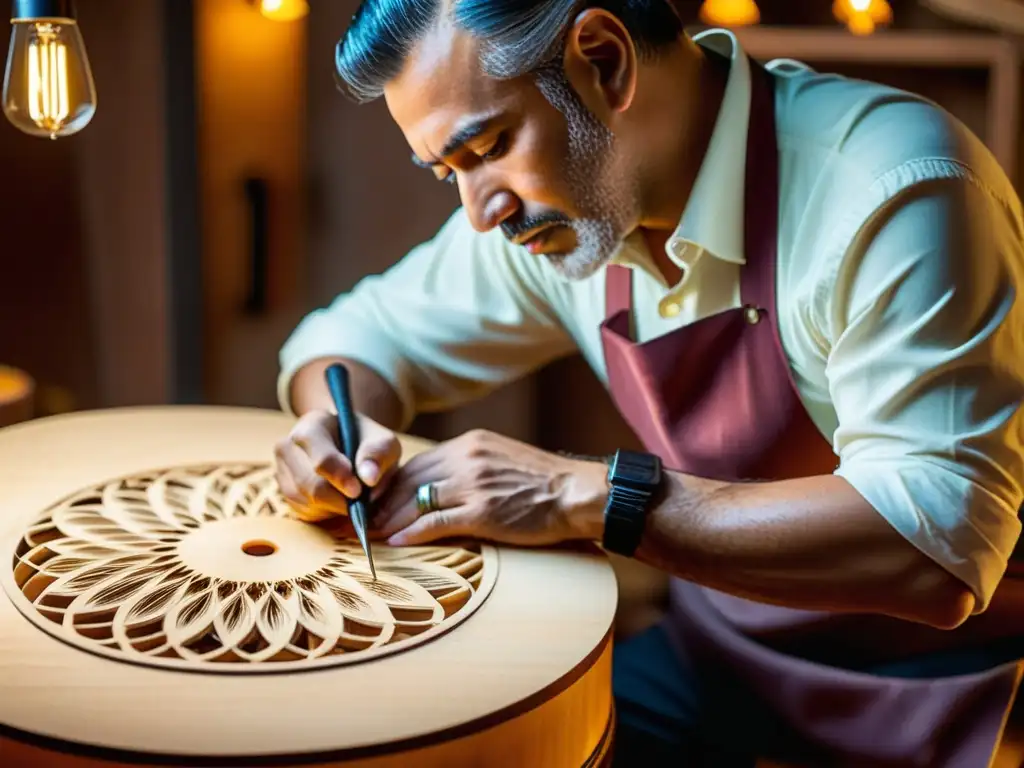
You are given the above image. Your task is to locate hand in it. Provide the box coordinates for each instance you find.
[274,410,402,523]
[375,429,608,547]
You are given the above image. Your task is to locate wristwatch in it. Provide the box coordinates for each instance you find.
[601,449,663,557]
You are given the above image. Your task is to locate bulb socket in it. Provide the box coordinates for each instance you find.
[11,0,76,22]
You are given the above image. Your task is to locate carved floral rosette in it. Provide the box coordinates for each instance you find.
[5,464,496,672]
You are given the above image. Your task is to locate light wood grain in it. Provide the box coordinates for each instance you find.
[0,406,617,766]
[6,462,496,672]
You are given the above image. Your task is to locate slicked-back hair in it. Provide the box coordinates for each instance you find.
[335,0,684,102]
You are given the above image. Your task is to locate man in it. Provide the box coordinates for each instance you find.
[275,1,1024,764]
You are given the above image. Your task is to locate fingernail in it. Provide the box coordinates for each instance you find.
[386,533,405,546]
[358,460,380,487]
[342,477,361,498]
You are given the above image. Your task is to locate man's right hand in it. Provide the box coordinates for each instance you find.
[274,410,403,523]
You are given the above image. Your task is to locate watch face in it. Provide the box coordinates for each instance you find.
[612,450,661,488]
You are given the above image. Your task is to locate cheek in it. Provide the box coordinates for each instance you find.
[502,121,578,211]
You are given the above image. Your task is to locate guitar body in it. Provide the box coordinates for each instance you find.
[0,407,617,767]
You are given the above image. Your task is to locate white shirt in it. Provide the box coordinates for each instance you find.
[278,30,1024,611]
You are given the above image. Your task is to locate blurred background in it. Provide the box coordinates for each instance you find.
[1,0,1022,457]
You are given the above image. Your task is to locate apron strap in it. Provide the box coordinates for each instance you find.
[737,59,779,313]
[605,264,633,319]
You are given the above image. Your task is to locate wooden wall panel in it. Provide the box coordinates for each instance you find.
[196,0,309,408]
[0,19,97,414]
[0,2,197,412]
[73,0,172,407]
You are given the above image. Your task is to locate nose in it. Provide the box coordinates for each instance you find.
[463,187,520,233]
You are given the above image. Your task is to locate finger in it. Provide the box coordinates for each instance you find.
[278,484,325,522]
[274,450,307,508]
[282,442,351,516]
[296,462,352,514]
[291,414,361,499]
[277,468,333,523]
[369,462,398,504]
[374,458,451,533]
[275,439,345,522]
[387,506,476,547]
[355,420,402,489]
[292,504,337,524]
[287,480,345,522]
[371,488,420,537]
[397,445,448,478]
[378,448,448,517]
[318,514,357,540]
[429,478,462,510]
[372,478,455,537]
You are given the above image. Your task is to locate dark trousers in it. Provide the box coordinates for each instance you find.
[611,623,1024,767]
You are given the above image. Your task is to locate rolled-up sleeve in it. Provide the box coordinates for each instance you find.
[827,170,1024,610]
[277,208,576,428]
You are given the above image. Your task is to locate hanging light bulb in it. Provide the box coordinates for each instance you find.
[2,0,96,139]
[699,0,761,27]
[257,0,308,22]
[833,0,893,36]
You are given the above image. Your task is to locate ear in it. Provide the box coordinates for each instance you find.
[561,9,638,122]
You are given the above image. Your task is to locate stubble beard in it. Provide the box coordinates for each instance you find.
[534,69,637,281]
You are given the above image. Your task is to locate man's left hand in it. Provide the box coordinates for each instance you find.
[374,430,608,547]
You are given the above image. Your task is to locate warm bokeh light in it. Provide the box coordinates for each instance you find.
[833,0,893,35]
[258,0,309,22]
[0,365,34,428]
[699,0,761,27]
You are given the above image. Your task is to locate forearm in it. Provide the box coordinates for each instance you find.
[570,464,975,629]
[644,472,974,628]
[288,357,407,431]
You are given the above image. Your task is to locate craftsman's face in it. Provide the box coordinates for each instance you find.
[384,19,640,280]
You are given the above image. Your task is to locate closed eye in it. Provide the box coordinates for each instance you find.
[479,132,508,161]
[435,131,510,185]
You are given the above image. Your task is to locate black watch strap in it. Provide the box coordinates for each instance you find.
[602,449,662,557]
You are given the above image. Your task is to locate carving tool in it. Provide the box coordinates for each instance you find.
[325,362,377,580]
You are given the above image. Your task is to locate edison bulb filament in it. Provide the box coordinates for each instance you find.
[2,11,96,140]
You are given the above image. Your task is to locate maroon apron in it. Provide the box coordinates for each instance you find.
[600,58,1024,766]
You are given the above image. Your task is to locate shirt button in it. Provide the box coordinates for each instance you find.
[744,305,761,325]
[662,302,681,318]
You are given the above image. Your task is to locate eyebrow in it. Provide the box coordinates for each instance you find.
[411,116,497,169]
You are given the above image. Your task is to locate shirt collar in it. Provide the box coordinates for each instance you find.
[671,28,753,268]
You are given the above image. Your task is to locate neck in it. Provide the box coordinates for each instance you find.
[632,41,729,282]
